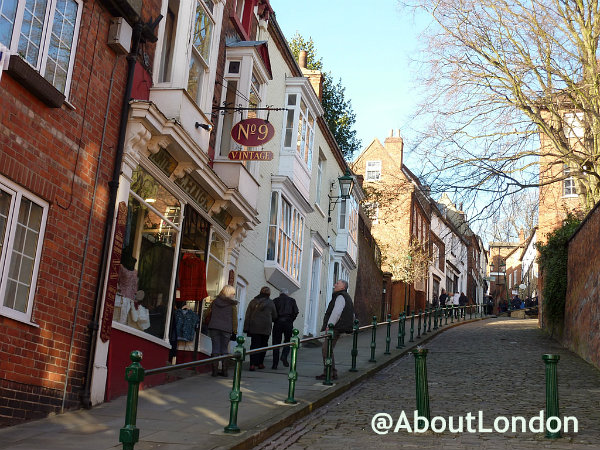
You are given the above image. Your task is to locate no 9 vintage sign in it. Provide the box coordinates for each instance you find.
[231,118,275,146]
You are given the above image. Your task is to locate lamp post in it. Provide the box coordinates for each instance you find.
[328,169,355,222]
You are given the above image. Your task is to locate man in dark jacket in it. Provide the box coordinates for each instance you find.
[316,279,354,381]
[244,286,277,371]
[271,289,299,369]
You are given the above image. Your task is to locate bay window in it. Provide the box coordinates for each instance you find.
[1,0,82,95]
[187,0,215,105]
[0,178,48,323]
[283,92,314,168]
[265,191,304,281]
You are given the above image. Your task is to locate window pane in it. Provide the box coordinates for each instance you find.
[284,109,294,147]
[0,0,18,46]
[209,232,225,263]
[130,166,181,220]
[192,0,213,61]
[187,53,204,104]
[287,94,297,106]
[115,194,178,338]
[3,196,43,313]
[18,0,49,67]
[44,0,78,93]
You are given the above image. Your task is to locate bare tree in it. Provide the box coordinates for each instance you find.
[401,0,600,211]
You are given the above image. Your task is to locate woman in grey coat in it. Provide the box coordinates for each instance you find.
[243,286,277,370]
[207,285,238,376]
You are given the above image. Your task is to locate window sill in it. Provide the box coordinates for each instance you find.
[0,308,40,328]
[112,320,172,349]
[7,54,65,108]
[561,194,578,199]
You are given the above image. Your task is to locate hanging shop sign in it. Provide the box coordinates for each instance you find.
[231,118,275,146]
[175,174,215,213]
[228,150,274,161]
[100,201,128,342]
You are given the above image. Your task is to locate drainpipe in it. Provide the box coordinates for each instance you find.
[80,21,144,408]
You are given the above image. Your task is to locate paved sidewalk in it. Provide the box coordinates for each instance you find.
[0,312,471,450]
[255,318,600,450]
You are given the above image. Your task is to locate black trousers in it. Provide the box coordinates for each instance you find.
[249,334,270,366]
[272,320,293,365]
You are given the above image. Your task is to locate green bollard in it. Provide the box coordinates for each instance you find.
[428,307,432,332]
[409,312,415,342]
[422,308,428,336]
[120,351,145,450]
[324,323,335,385]
[285,329,300,404]
[450,306,454,323]
[385,314,392,355]
[369,316,377,362]
[224,336,246,433]
[445,306,449,325]
[350,319,360,372]
[543,354,561,439]
[417,309,422,338]
[412,347,431,422]
[396,313,405,348]
[470,305,473,320]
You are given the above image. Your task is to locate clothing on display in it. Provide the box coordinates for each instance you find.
[174,307,200,342]
[178,253,208,301]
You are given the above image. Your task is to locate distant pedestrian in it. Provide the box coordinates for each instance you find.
[452,292,460,317]
[244,286,277,371]
[316,279,355,381]
[271,288,299,369]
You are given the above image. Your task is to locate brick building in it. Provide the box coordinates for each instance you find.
[0,0,161,425]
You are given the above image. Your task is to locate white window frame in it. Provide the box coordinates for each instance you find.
[363,201,379,224]
[282,91,315,171]
[564,112,584,139]
[563,164,577,197]
[0,177,48,325]
[186,0,216,106]
[1,0,83,97]
[365,160,382,181]
[265,191,305,281]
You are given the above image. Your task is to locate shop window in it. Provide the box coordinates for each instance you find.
[1,0,82,96]
[282,92,314,169]
[265,191,304,281]
[365,161,381,181]
[114,166,181,339]
[206,231,226,296]
[0,179,48,323]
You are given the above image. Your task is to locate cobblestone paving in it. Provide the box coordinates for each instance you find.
[253,318,600,450]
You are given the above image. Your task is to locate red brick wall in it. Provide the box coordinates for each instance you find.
[0,1,158,425]
[354,215,383,325]
[564,202,600,370]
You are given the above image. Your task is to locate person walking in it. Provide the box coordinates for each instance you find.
[206,285,238,377]
[244,286,277,371]
[439,288,448,316]
[316,279,355,381]
[452,292,460,318]
[271,288,299,369]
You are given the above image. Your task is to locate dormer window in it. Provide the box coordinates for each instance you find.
[365,161,382,181]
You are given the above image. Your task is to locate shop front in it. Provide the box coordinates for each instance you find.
[90,102,257,403]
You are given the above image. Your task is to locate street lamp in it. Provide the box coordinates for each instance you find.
[327,169,355,222]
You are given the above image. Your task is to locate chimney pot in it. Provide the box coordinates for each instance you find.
[299,50,307,69]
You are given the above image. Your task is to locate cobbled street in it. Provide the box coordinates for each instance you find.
[254,318,600,450]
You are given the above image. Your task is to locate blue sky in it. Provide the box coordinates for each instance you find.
[269,1,431,161]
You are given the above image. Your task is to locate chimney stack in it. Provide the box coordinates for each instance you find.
[298,49,323,101]
[384,129,404,167]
